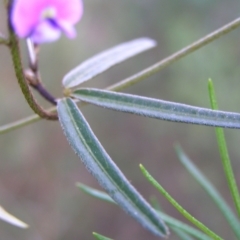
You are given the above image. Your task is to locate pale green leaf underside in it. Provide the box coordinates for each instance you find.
[72,88,240,129]
[57,98,168,238]
[62,38,156,88]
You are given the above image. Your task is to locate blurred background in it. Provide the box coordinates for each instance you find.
[1,0,240,239]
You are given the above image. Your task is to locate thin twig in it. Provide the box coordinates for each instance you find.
[25,39,57,105]
[107,17,240,91]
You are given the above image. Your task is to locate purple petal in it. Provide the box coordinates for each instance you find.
[11,0,51,37]
[11,0,83,43]
[49,0,83,24]
[30,21,61,43]
[57,20,76,38]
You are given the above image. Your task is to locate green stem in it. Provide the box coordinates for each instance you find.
[208,79,240,217]
[7,3,57,120]
[2,17,240,132]
[107,17,240,91]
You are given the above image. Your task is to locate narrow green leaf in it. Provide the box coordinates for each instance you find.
[93,232,113,240]
[62,38,156,88]
[149,196,194,240]
[78,183,212,240]
[72,88,240,129]
[157,213,211,240]
[139,164,223,240]
[77,183,114,203]
[57,98,169,238]
[0,206,28,228]
[175,145,240,239]
[150,196,162,212]
[172,228,194,240]
[208,79,240,217]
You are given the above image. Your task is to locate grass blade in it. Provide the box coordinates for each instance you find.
[93,232,113,240]
[175,145,240,238]
[208,79,240,218]
[172,228,194,240]
[77,183,113,204]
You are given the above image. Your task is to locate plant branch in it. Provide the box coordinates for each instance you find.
[2,16,240,133]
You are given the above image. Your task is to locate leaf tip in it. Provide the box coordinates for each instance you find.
[139,163,146,173]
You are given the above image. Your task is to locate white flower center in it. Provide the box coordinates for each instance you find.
[41,7,57,20]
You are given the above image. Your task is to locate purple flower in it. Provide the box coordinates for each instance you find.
[11,0,83,44]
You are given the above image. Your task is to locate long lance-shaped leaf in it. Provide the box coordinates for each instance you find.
[62,38,156,88]
[175,145,240,239]
[77,183,212,240]
[57,98,169,238]
[72,88,240,129]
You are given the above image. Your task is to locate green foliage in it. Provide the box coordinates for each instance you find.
[175,145,240,238]
[93,232,113,240]
[139,164,223,240]
[77,184,213,240]
[208,79,240,217]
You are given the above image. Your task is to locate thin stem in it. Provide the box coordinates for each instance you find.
[7,6,58,120]
[208,79,240,217]
[25,69,57,105]
[107,17,240,91]
[2,17,240,133]
[0,106,56,134]
[31,83,57,105]
[26,38,38,72]
[25,39,57,105]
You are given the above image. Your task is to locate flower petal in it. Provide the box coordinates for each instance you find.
[30,21,61,43]
[11,0,83,43]
[11,0,51,37]
[57,20,76,38]
[50,0,83,24]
